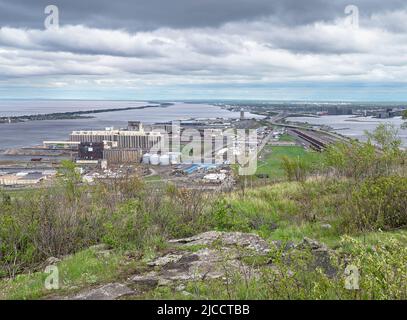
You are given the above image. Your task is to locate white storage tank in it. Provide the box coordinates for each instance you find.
[159,154,170,166]
[142,153,150,164]
[150,154,160,165]
[169,152,181,164]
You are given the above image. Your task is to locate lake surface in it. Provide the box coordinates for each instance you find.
[0,100,153,116]
[2,100,404,150]
[0,100,258,150]
[288,115,407,146]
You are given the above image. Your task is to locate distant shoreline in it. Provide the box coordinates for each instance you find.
[0,103,173,123]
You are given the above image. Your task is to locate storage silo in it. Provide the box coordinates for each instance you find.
[142,153,150,164]
[169,152,181,164]
[150,154,160,165]
[159,154,170,166]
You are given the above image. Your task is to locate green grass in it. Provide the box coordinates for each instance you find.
[256,146,321,178]
[0,188,36,198]
[0,249,138,300]
[350,229,407,247]
[221,180,407,249]
[2,177,406,300]
[144,175,162,182]
[278,134,296,142]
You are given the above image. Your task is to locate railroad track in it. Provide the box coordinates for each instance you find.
[289,129,326,151]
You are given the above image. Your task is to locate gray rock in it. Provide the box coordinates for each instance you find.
[147,254,183,267]
[283,241,296,251]
[57,232,339,300]
[169,231,272,254]
[296,237,328,251]
[130,273,160,288]
[321,224,332,229]
[294,237,337,277]
[89,243,110,252]
[70,283,134,300]
[175,284,186,291]
[95,250,113,258]
[45,257,61,265]
[129,232,272,288]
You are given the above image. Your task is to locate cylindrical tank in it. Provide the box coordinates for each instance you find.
[142,153,150,164]
[159,154,170,166]
[169,153,180,164]
[150,154,160,165]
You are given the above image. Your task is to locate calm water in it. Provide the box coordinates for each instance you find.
[2,100,404,150]
[0,100,152,116]
[288,115,407,146]
[0,100,256,150]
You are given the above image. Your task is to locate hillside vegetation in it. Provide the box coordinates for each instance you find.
[0,124,406,300]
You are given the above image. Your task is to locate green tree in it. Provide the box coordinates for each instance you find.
[365,123,401,153]
[58,160,82,202]
[281,155,310,182]
[323,141,376,180]
[324,124,405,179]
[402,109,407,129]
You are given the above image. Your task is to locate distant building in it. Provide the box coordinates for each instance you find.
[374,108,393,119]
[328,106,353,115]
[127,121,143,131]
[103,149,142,164]
[0,171,50,186]
[377,111,391,119]
[78,142,104,160]
[70,128,162,151]
[43,141,80,149]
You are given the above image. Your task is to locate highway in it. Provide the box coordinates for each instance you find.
[268,112,352,151]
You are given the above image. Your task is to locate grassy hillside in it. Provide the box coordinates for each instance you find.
[1,177,406,300]
[0,125,406,300]
[256,146,321,178]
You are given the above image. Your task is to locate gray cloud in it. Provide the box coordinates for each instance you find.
[0,0,406,30]
[0,0,407,90]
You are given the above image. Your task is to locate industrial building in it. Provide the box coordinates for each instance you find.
[70,127,162,151]
[143,120,231,135]
[61,119,256,167]
[103,149,142,164]
[78,142,104,160]
[43,141,80,149]
[69,123,164,166]
[0,171,55,186]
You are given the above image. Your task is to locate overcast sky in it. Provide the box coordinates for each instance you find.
[1,0,407,100]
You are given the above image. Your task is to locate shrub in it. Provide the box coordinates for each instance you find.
[211,199,251,232]
[346,176,407,232]
[323,141,377,179]
[0,170,147,277]
[338,236,407,300]
[150,236,407,300]
[281,155,310,182]
[323,124,406,179]
[0,186,107,277]
[162,185,212,237]
[101,198,168,254]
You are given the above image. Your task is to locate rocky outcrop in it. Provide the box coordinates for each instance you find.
[45,257,61,266]
[64,232,336,300]
[130,231,273,287]
[295,237,337,277]
[169,231,273,253]
[69,283,134,300]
